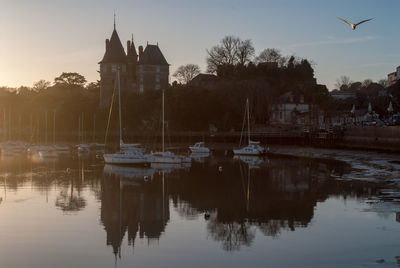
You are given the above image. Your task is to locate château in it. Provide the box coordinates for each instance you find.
[99,24,169,107]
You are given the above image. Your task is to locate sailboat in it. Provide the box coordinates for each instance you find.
[103,69,154,165]
[233,98,267,156]
[151,88,191,164]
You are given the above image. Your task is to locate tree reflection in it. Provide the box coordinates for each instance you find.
[207,219,255,251]
[55,185,86,212]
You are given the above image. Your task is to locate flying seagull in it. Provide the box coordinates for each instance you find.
[337,17,373,30]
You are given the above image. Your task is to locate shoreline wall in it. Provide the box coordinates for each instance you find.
[339,126,400,152]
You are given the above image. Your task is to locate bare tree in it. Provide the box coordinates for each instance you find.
[362,79,373,88]
[255,48,286,67]
[173,64,201,84]
[206,36,254,73]
[378,78,388,87]
[335,75,352,90]
[237,39,255,66]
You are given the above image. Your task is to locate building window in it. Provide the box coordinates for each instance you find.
[140,84,144,93]
[122,64,126,72]
[156,75,160,83]
[156,66,160,73]
[155,83,161,90]
[111,64,117,72]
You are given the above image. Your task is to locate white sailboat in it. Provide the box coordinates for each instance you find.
[189,142,210,153]
[151,89,191,164]
[233,98,267,156]
[103,69,154,165]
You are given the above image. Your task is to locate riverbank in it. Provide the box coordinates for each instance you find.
[270,145,400,213]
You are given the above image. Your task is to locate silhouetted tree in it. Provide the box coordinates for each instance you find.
[255,48,286,67]
[173,64,201,84]
[335,75,352,91]
[54,72,87,87]
[236,39,255,66]
[206,36,254,73]
[32,80,51,92]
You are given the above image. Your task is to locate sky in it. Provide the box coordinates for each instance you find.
[1,0,400,90]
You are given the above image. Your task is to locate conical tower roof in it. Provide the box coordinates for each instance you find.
[128,35,138,57]
[100,29,127,63]
[139,44,169,65]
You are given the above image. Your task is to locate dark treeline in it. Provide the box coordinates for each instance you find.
[330,77,400,116]
[1,35,399,142]
[0,73,103,142]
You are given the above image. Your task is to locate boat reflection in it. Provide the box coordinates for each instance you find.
[190,152,210,163]
[233,155,265,169]
[104,164,156,180]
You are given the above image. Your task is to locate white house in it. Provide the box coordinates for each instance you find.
[270,92,310,125]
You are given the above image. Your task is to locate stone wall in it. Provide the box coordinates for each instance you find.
[341,126,400,152]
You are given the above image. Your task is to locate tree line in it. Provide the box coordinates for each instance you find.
[1,36,399,143]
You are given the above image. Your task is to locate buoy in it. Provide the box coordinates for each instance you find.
[204,210,211,219]
[218,166,223,172]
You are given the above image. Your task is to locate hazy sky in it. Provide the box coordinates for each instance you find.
[1,0,399,90]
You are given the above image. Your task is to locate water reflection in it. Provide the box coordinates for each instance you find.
[101,167,170,257]
[0,151,386,262]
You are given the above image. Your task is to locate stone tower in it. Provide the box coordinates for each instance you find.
[99,26,136,108]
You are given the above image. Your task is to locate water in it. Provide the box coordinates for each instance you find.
[0,152,400,267]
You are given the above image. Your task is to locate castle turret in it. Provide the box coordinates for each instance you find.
[137,44,169,93]
[99,28,131,107]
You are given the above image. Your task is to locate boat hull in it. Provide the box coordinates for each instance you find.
[103,154,152,165]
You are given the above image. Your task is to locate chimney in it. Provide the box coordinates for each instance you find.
[139,45,144,58]
[127,40,131,55]
[105,39,110,51]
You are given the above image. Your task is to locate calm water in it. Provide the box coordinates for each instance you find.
[1,152,400,268]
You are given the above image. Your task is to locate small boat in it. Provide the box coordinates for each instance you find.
[152,151,182,164]
[150,88,191,164]
[103,150,154,165]
[38,148,58,158]
[103,70,153,165]
[54,145,71,155]
[76,144,90,154]
[1,141,27,155]
[234,98,267,156]
[189,142,210,153]
[233,140,266,156]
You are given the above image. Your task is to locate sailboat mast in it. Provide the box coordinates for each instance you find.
[117,69,122,147]
[45,111,48,144]
[247,98,250,144]
[162,88,165,153]
[53,110,56,145]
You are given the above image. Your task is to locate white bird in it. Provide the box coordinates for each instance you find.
[337,17,373,30]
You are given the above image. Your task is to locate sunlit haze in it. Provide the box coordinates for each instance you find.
[1,0,399,89]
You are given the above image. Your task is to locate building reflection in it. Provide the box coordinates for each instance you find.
[101,166,171,257]
[167,156,380,251]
